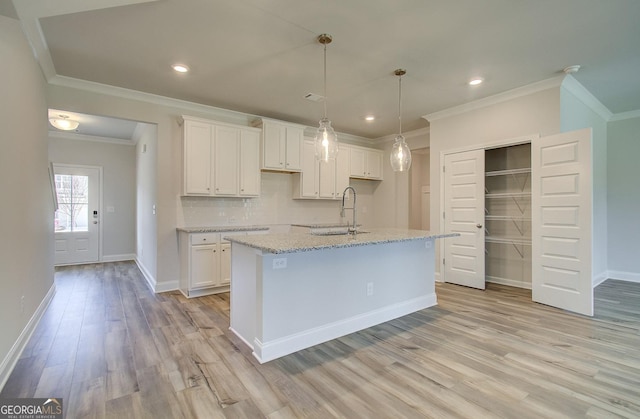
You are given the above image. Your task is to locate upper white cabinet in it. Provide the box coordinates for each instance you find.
[182,116,261,197]
[257,119,303,172]
[349,146,383,180]
[293,142,354,200]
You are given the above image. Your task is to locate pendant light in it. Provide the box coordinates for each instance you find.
[314,34,339,162]
[390,69,412,172]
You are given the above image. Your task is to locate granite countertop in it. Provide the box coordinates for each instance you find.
[177,225,269,233]
[225,228,459,254]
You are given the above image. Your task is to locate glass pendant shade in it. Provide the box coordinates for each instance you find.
[390,134,412,172]
[314,117,339,162]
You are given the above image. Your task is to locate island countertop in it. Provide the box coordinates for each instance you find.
[225,228,458,254]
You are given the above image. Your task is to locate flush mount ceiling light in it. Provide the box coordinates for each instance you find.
[390,69,412,172]
[172,64,190,73]
[49,114,79,131]
[314,34,339,162]
[469,77,483,86]
[365,115,375,121]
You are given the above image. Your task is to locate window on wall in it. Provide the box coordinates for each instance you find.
[54,174,89,232]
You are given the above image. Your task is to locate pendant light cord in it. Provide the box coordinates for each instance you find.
[398,74,402,136]
[323,42,328,119]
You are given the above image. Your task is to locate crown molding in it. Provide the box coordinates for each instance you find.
[609,109,640,122]
[373,127,431,145]
[48,130,135,146]
[561,75,613,121]
[423,76,565,122]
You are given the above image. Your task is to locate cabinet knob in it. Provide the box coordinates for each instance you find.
[241,189,244,192]
[203,238,207,241]
[476,224,483,229]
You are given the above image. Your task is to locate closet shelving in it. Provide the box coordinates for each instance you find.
[484,144,532,288]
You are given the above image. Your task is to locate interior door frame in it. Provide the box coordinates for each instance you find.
[53,163,103,265]
[438,134,539,284]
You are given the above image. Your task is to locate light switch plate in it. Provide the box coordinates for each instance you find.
[273,258,287,269]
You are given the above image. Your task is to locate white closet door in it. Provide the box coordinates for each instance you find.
[532,128,593,316]
[443,150,485,289]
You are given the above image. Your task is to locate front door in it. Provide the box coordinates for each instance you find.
[53,164,101,265]
[443,149,486,289]
[532,128,593,316]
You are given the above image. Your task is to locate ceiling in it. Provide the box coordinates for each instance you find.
[12,0,640,140]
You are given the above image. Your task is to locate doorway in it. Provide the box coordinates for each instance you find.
[53,164,102,265]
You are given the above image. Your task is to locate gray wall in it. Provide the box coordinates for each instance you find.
[0,16,54,387]
[607,116,640,280]
[49,136,136,260]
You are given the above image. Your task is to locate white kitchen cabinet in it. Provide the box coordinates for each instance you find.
[183,119,213,194]
[257,119,303,172]
[182,115,261,197]
[349,146,383,180]
[179,229,267,298]
[335,144,351,198]
[239,130,261,196]
[213,125,239,196]
[295,140,319,198]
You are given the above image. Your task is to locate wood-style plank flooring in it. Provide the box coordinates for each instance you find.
[2,262,639,418]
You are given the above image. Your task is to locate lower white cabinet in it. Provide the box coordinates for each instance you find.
[179,230,266,298]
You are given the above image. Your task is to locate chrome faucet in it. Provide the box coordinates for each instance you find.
[341,186,357,235]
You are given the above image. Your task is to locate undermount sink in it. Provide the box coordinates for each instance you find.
[311,230,369,236]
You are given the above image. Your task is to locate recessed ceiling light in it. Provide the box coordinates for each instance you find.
[172,64,189,73]
[469,78,483,86]
[365,115,375,121]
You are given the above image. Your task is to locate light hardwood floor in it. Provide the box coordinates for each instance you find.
[2,262,639,418]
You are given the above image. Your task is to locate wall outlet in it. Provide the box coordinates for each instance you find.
[366,282,374,296]
[425,240,432,249]
[273,258,287,269]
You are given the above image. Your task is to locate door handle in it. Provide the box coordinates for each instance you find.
[476,224,482,229]
[93,221,99,224]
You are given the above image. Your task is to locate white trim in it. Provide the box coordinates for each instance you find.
[372,127,431,145]
[250,293,437,363]
[49,130,136,146]
[486,276,532,290]
[592,271,609,287]
[561,75,613,121]
[609,109,640,122]
[102,253,135,262]
[423,76,564,122]
[135,257,157,292]
[0,283,56,392]
[155,281,179,293]
[607,270,640,284]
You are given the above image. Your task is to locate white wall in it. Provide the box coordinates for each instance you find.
[135,124,158,284]
[409,149,430,230]
[0,16,54,388]
[48,136,136,260]
[607,116,640,281]
[560,79,608,282]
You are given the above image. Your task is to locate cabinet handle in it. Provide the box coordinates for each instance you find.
[476,224,483,229]
[241,189,244,192]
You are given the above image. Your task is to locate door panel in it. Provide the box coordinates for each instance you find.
[54,165,100,265]
[443,149,485,289]
[532,128,593,316]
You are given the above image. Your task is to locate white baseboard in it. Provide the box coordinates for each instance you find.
[102,253,135,262]
[0,283,56,392]
[592,271,610,287]
[134,257,178,293]
[607,270,640,284]
[252,293,437,363]
[486,275,532,290]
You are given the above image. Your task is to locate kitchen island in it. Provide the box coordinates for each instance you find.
[226,229,456,363]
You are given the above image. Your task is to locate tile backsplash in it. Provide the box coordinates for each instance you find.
[179,172,376,228]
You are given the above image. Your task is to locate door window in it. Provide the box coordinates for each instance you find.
[54,174,89,232]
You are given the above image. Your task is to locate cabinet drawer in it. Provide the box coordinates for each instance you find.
[191,233,219,245]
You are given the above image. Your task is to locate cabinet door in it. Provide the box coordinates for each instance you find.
[184,120,213,195]
[240,130,261,196]
[335,145,351,199]
[285,126,303,171]
[219,243,231,286]
[213,125,239,195]
[366,150,383,179]
[319,158,337,199]
[190,244,219,289]
[262,122,285,170]
[300,140,319,198]
[349,147,366,178]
